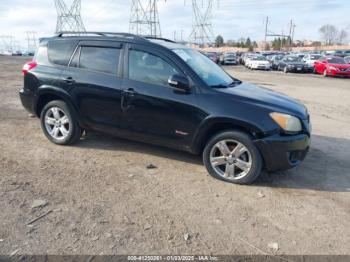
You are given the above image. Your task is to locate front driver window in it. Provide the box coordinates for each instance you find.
[128,50,180,87]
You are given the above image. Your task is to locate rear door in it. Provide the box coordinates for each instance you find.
[61,40,124,133]
[120,44,201,150]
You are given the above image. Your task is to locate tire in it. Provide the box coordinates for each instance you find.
[323,69,328,77]
[203,130,263,185]
[40,100,82,145]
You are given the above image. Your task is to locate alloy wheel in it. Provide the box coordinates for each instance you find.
[209,139,252,180]
[44,107,70,140]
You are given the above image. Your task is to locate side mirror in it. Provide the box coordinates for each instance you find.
[168,74,190,91]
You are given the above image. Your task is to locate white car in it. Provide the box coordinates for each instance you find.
[303,54,322,71]
[246,56,271,70]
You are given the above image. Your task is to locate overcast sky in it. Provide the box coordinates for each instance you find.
[0,0,349,49]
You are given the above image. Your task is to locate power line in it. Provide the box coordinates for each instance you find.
[54,0,86,33]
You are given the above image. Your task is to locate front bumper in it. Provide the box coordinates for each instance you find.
[254,133,310,172]
[252,64,270,70]
[224,60,237,64]
[19,88,36,115]
[287,66,308,73]
[328,70,350,77]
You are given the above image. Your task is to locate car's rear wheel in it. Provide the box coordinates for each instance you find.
[40,100,82,145]
[203,131,262,184]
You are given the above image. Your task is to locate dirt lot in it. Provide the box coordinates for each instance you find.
[0,56,349,256]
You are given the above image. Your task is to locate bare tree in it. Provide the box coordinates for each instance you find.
[319,24,338,45]
[338,29,348,45]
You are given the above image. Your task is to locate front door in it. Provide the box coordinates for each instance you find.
[120,44,201,150]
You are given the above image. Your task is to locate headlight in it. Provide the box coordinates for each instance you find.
[269,112,302,132]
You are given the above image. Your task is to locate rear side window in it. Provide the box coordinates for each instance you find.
[34,45,50,65]
[77,47,120,74]
[48,40,78,66]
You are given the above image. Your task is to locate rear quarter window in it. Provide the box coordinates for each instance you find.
[48,40,78,66]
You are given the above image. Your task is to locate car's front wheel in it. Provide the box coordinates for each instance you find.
[203,131,262,184]
[323,69,328,77]
[40,100,82,145]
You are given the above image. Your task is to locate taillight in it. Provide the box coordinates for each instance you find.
[22,61,37,75]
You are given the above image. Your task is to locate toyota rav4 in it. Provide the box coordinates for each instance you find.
[19,32,311,184]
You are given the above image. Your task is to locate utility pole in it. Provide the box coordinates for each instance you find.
[264,17,293,51]
[187,0,217,46]
[291,24,296,48]
[54,0,86,33]
[264,16,269,50]
[129,0,163,37]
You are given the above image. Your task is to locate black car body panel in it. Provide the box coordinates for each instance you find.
[279,60,308,73]
[19,33,311,173]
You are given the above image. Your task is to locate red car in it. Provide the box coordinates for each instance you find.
[314,56,350,77]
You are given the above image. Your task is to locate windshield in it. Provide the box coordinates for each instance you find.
[274,56,284,61]
[285,56,301,62]
[173,48,235,87]
[327,57,346,64]
[309,55,321,60]
[252,56,267,61]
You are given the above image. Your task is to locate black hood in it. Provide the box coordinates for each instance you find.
[217,83,308,120]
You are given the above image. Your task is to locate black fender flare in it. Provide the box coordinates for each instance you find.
[190,116,264,154]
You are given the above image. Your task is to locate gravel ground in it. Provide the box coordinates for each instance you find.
[0,56,349,256]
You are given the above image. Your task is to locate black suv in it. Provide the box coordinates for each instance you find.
[20,32,311,184]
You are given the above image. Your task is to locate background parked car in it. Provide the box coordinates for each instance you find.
[221,52,238,65]
[303,54,322,72]
[205,52,219,64]
[241,53,254,65]
[314,56,350,77]
[278,56,308,73]
[246,55,271,70]
[270,55,285,70]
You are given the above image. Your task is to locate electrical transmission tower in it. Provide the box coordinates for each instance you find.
[0,35,14,54]
[25,31,38,53]
[54,0,86,33]
[129,0,163,37]
[188,0,216,46]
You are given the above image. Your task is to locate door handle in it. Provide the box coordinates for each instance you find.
[64,77,75,84]
[123,88,137,97]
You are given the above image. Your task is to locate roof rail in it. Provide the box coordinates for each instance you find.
[55,32,179,45]
[56,31,146,40]
[144,36,176,43]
